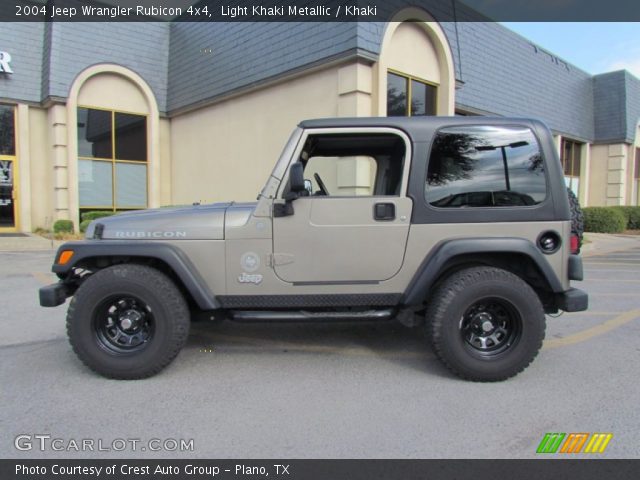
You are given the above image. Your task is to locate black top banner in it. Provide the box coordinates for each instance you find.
[4,0,640,22]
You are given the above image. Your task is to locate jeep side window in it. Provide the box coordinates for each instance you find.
[299,133,405,196]
[425,126,546,208]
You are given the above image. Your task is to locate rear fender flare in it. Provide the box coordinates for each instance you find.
[403,237,563,306]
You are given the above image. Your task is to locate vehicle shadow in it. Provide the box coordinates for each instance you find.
[185,319,453,378]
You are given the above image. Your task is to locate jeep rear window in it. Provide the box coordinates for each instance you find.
[425,126,546,208]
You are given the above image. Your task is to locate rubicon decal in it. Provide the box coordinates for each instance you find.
[536,432,613,454]
[114,231,187,238]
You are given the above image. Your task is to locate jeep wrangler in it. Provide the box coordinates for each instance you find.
[40,117,588,381]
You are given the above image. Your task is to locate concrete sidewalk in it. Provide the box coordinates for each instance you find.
[0,233,64,252]
[581,232,640,256]
[1,231,639,254]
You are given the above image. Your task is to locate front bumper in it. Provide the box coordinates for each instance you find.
[39,282,70,307]
[556,288,588,312]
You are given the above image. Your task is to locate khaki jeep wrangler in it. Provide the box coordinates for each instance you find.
[40,117,587,381]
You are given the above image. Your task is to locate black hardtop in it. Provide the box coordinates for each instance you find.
[299,116,551,141]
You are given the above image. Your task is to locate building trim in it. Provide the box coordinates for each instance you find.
[66,64,161,231]
[375,8,456,116]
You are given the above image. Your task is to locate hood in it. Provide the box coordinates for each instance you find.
[85,202,257,240]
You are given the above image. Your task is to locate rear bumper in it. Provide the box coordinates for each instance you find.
[556,288,588,312]
[39,282,70,307]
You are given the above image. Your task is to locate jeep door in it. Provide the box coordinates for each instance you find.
[271,128,413,284]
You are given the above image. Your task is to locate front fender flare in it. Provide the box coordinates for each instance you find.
[52,241,220,310]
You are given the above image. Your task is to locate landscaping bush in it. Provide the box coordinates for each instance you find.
[612,206,640,230]
[79,219,92,233]
[80,210,114,222]
[583,207,626,233]
[53,219,74,234]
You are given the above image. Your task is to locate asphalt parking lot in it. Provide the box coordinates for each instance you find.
[1,239,639,459]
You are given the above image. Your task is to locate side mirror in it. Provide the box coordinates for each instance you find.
[274,163,305,218]
[289,162,306,193]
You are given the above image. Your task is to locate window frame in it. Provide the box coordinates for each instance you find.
[387,69,438,117]
[561,138,583,195]
[277,127,413,200]
[77,105,149,212]
[423,123,550,210]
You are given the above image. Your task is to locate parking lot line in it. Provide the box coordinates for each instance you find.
[543,308,640,350]
[582,262,640,266]
[584,279,640,283]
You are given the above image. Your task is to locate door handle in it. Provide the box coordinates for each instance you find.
[374,202,395,221]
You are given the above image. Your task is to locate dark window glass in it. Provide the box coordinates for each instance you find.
[411,80,436,116]
[77,108,112,158]
[426,126,547,208]
[115,113,147,161]
[0,105,16,156]
[77,108,148,211]
[561,139,582,177]
[387,73,408,117]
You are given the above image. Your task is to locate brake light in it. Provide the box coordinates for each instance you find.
[570,234,579,254]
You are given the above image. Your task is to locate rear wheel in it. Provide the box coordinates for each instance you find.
[427,267,545,381]
[67,264,190,379]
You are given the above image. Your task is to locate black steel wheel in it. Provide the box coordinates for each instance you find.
[93,295,155,354]
[427,267,545,381]
[460,299,522,357]
[67,264,190,379]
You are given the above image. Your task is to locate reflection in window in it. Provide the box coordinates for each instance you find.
[116,162,147,207]
[115,113,147,161]
[77,108,112,158]
[78,160,113,207]
[387,72,436,117]
[77,107,148,211]
[425,126,546,208]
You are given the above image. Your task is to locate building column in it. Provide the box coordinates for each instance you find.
[49,104,70,221]
[553,135,562,157]
[336,63,374,193]
[16,104,32,232]
[580,143,590,207]
[337,63,373,117]
[606,144,628,206]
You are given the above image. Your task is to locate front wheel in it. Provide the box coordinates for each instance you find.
[67,264,190,379]
[426,267,545,381]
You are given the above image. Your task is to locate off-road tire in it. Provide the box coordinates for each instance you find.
[427,267,545,382]
[567,187,584,250]
[67,264,190,379]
